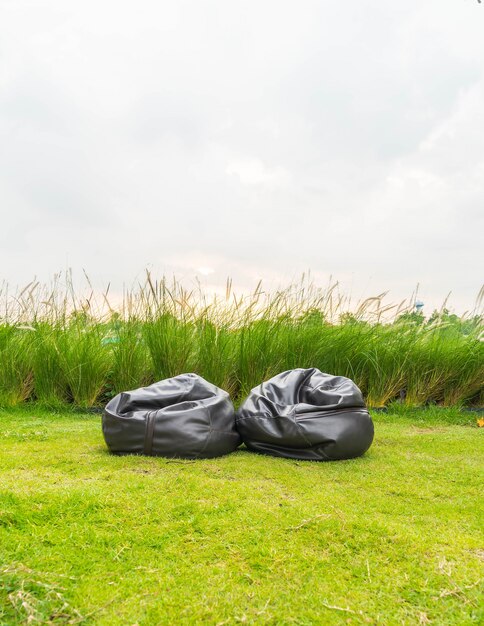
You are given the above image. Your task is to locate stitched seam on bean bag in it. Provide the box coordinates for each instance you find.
[291,407,313,448]
[194,405,212,459]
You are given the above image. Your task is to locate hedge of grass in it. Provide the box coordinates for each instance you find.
[0,275,482,408]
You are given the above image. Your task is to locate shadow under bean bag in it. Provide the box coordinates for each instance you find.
[236,368,374,461]
[103,373,241,458]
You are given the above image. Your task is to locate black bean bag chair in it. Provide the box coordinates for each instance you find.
[103,373,241,458]
[236,368,374,461]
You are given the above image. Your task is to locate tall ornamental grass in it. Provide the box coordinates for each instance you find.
[0,326,34,406]
[31,322,69,406]
[0,273,482,408]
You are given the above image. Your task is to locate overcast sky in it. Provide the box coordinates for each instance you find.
[1,0,483,314]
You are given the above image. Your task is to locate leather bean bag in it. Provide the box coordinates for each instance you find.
[103,373,241,458]
[236,368,374,461]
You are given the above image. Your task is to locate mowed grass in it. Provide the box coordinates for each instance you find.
[0,409,483,625]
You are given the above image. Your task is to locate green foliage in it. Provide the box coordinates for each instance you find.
[143,314,196,380]
[54,320,113,408]
[108,319,152,395]
[0,278,482,408]
[0,327,34,407]
[31,323,69,406]
[236,319,285,397]
[193,320,237,396]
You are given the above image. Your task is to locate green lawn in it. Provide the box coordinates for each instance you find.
[0,408,482,625]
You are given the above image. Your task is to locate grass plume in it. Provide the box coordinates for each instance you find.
[0,271,482,408]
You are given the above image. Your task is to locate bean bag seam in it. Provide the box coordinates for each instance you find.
[236,414,282,421]
[300,382,348,393]
[208,429,241,434]
[194,405,212,459]
[291,407,314,448]
[237,408,368,421]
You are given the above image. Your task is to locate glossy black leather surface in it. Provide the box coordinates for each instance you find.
[236,368,374,461]
[103,373,241,458]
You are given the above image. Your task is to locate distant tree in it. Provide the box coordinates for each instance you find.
[394,310,425,326]
[299,309,326,326]
[339,312,363,326]
[426,308,483,337]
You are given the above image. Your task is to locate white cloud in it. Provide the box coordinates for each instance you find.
[226,159,290,187]
[0,0,483,314]
[196,266,214,276]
